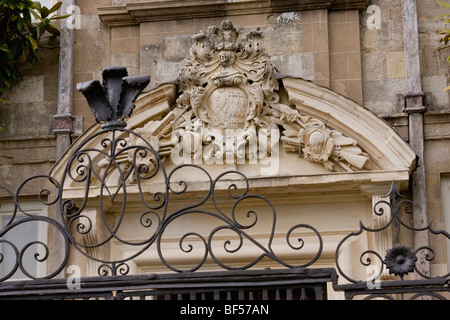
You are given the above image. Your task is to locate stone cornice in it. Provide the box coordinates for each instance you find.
[98,0,369,27]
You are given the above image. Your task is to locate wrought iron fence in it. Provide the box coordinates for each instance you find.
[333,182,450,300]
[0,66,449,300]
[0,268,334,300]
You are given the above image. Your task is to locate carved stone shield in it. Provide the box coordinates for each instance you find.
[207,87,249,130]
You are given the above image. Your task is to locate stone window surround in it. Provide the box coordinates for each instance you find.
[98,0,368,27]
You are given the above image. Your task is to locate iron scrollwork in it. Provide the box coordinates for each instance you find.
[0,66,323,281]
[1,65,448,302]
[0,177,70,281]
[334,181,450,299]
[61,127,323,275]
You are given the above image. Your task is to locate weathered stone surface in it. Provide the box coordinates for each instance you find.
[99,0,369,27]
[2,76,45,104]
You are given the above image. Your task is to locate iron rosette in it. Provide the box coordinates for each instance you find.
[334,182,450,286]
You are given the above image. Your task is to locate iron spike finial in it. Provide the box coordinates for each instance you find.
[76,66,151,129]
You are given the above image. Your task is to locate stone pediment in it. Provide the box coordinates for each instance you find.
[51,21,416,194]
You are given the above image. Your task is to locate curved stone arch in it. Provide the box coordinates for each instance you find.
[281,77,416,173]
[51,78,416,185]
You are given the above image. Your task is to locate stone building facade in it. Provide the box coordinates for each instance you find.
[0,0,449,299]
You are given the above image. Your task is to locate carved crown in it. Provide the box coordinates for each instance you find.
[176,20,279,133]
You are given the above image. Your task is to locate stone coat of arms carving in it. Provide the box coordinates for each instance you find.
[104,20,370,178]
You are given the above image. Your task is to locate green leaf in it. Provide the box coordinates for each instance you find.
[40,7,49,19]
[38,44,60,49]
[28,35,38,50]
[0,45,9,53]
[0,0,69,101]
[32,1,41,11]
[49,1,62,13]
[7,40,21,60]
[437,1,450,8]
[52,14,71,20]
[30,9,43,22]
[16,17,24,31]
[22,10,33,29]
[30,46,41,62]
[0,75,11,88]
[4,65,11,77]
[45,24,60,36]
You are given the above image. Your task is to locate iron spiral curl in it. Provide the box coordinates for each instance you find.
[0,124,325,279]
[155,164,323,273]
[335,181,450,285]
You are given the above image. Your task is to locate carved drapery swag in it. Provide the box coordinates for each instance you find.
[116,21,370,174]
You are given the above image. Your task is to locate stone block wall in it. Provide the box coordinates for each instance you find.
[328,10,363,105]
[417,0,450,112]
[360,0,449,115]
[0,40,60,194]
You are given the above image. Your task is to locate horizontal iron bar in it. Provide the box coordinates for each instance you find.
[0,268,337,299]
[333,277,449,292]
